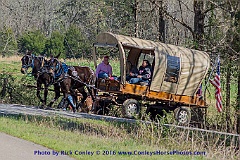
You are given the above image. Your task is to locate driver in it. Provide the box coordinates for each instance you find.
[96,56,113,79]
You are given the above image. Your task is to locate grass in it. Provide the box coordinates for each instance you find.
[59,57,121,76]
[0,55,120,105]
[0,56,238,130]
[0,58,22,79]
[0,55,120,79]
[0,56,239,160]
[0,114,208,160]
[203,79,238,132]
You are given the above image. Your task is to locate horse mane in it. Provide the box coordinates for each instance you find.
[33,56,46,70]
[26,50,34,56]
[41,57,45,68]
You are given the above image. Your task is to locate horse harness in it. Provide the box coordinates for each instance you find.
[49,59,99,91]
[22,54,54,82]
[21,54,34,69]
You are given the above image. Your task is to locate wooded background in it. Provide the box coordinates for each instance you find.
[0,0,239,133]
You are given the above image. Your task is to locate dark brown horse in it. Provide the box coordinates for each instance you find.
[47,58,96,112]
[20,53,61,108]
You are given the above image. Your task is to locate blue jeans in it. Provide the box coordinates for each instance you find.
[129,77,149,84]
[98,72,109,78]
[98,72,118,80]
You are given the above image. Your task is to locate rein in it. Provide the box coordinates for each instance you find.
[68,75,100,91]
[50,61,99,94]
[22,55,34,69]
[23,55,51,79]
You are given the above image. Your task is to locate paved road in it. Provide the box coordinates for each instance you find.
[0,132,74,160]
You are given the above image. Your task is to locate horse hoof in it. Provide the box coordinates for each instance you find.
[72,108,76,113]
[77,108,82,112]
[38,106,44,109]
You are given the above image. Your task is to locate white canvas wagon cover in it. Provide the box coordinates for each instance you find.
[94,32,210,96]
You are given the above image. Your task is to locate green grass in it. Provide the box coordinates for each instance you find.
[0,56,238,132]
[65,58,120,76]
[204,80,238,130]
[0,115,207,160]
[0,57,120,106]
[0,61,23,78]
[0,57,120,79]
[0,56,238,160]
[0,56,238,126]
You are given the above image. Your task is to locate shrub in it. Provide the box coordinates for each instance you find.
[45,31,65,58]
[18,30,46,55]
[0,27,17,56]
[64,25,91,58]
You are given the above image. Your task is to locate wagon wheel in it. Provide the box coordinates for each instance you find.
[122,99,141,119]
[174,107,191,125]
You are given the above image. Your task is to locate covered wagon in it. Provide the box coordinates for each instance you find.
[93,32,210,125]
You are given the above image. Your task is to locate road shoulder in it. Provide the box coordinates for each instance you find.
[0,132,74,160]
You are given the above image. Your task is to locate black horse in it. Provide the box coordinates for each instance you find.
[47,58,96,112]
[20,53,61,108]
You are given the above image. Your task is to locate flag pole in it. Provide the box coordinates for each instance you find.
[202,55,219,98]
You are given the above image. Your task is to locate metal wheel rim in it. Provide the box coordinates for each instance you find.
[127,103,138,115]
[178,110,188,124]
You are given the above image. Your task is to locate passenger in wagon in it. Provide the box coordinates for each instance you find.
[96,56,113,79]
[128,60,152,84]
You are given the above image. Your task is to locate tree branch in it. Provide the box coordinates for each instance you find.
[164,11,194,36]
[208,0,233,15]
[148,0,194,36]
[177,0,194,13]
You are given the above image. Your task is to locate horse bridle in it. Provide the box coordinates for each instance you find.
[21,55,34,70]
[22,55,51,77]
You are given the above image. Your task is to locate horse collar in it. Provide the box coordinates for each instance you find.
[31,57,35,68]
[54,61,63,79]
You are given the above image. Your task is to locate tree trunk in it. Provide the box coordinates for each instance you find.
[134,0,139,37]
[193,0,205,49]
[1,78,8,98]
[226,62,232,132]
[158,1,165,42]
[237,65,240,134]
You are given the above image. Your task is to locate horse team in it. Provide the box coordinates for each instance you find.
[20,52,96,113]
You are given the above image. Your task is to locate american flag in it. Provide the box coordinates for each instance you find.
[210,57,223,112]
